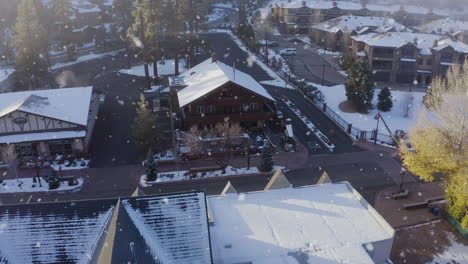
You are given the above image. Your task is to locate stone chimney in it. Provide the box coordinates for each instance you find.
[432,39,439,48]
[413,37,418,45]
[211,52,217,63]
[302,1,306,7]
[333,1,337,8]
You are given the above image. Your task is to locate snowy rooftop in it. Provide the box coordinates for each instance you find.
[271,0,468,16]
[417,18,468,35]
[0,87,93,126]
[208,182,394,264]
[120,193,212,264]
[177,58,274,107]
[0,199,115,264]
[312,15,408,34]
[352,32,468,55]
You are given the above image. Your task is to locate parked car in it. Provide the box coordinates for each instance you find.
[279,48,296,56]
[267,42,279,47]
[288,37,303,43]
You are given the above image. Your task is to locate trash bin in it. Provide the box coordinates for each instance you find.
[432,207,439,216]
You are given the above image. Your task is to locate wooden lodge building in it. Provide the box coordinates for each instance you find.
[169,58,276,130]
[0,87,99,158]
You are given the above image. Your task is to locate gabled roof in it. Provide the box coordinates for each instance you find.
[312,15,408,34]
[0,199,116,264]
[417,18,468,35]
[117,192,212,264]
[353,32,468,55]
[177,59,274,107]
[0,87,93,126]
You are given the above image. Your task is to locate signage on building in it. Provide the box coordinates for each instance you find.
[13,117,28,125]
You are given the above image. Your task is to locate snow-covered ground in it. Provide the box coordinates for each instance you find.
[140,165,284,185]
[260,79,292,88]
[119,59,187,77]
[50,49,124,70]
[206,8,229,23]
[51,160,89,171]
[317,84,425,134]
[316,48,342,56]
[0,68,14,82]
[429,233,468,264]
[213,2,235,9]
[0,177,83,193]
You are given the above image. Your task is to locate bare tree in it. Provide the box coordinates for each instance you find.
[183,122,245,173]
[0,144,19,181]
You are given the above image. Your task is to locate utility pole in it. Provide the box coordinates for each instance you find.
[321,64,325,86]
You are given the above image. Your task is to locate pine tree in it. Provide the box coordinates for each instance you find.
[113,0,133,68]
[132,93,159,156]
[14,0,48,89]
[345,59,375,112]
[145,156,158,182]
[259,143,274,172]
[377,87,393,112]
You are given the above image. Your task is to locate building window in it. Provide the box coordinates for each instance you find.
[426,59,432,65]
[250,103,259,112]
[207,105,216,113]
[15,143,37,158]
[49,140,72,155]
[196,106,205,114]
[241,104,250,112]
[440,52,453,62]
[418,58,423,65]
[401,48,414,58]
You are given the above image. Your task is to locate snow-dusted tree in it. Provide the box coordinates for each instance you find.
[400,63,468,228]
[377,87,393,112]
[259,143,274,172]
[184,122,244,173]
[345,58,375,112]
[14,0,48,88]
[132,93,159,156]
[0,144,18,181]
[144,155,158,182]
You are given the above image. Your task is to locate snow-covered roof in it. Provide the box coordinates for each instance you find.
[208,182,394,264]
[272,0,468,17]
[312,15,408,34]
[120,192,212,264]
[352,32,468,55]
[0,87,93,126]
[417,18,468,35]
[0,199,115,264]
[177,59,274,107]
[0,130,86,144]
[71,0,101,13]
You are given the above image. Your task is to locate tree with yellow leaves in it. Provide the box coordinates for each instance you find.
[400,63,467,228]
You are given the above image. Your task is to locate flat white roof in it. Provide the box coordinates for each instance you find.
[0,87,93,126]
[177,59,274,107]
[208,182,394,264]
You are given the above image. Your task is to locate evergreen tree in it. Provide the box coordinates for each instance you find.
[132,93,159,156]
[377,87,393,112]
[145,156,158,182]
[345,59,375,112]
[113,0,133,68]
[14,0,48,89]
[259,143,274,172]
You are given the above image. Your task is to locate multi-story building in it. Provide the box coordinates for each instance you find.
[270,0,467,35]
[310,15,409,51]
[351,32,468,84]
[0,87,99,158]
[170,58,276,130]
[416,18,468,45]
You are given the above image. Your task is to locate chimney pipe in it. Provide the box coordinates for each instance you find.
[211,52,217,63]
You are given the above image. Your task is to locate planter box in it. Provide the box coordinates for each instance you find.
[442,211,468,241]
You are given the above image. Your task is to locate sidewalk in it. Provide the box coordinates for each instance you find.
[374,181,445,229]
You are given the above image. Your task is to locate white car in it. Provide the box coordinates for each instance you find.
[280,48,297,56]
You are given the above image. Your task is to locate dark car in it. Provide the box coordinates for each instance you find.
[267,42,279,47]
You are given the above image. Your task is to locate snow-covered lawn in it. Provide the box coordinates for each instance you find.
[50,49,124,70]
[140,165,284,185]
[0,68,14,82]
[317,84,426,134]
[118,59,187,77]
[0,177,83,193]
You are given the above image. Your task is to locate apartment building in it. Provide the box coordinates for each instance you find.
[417,18,468,45]
[351,32,468,84]
[310,15,409,51]
[270,0,467,35]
